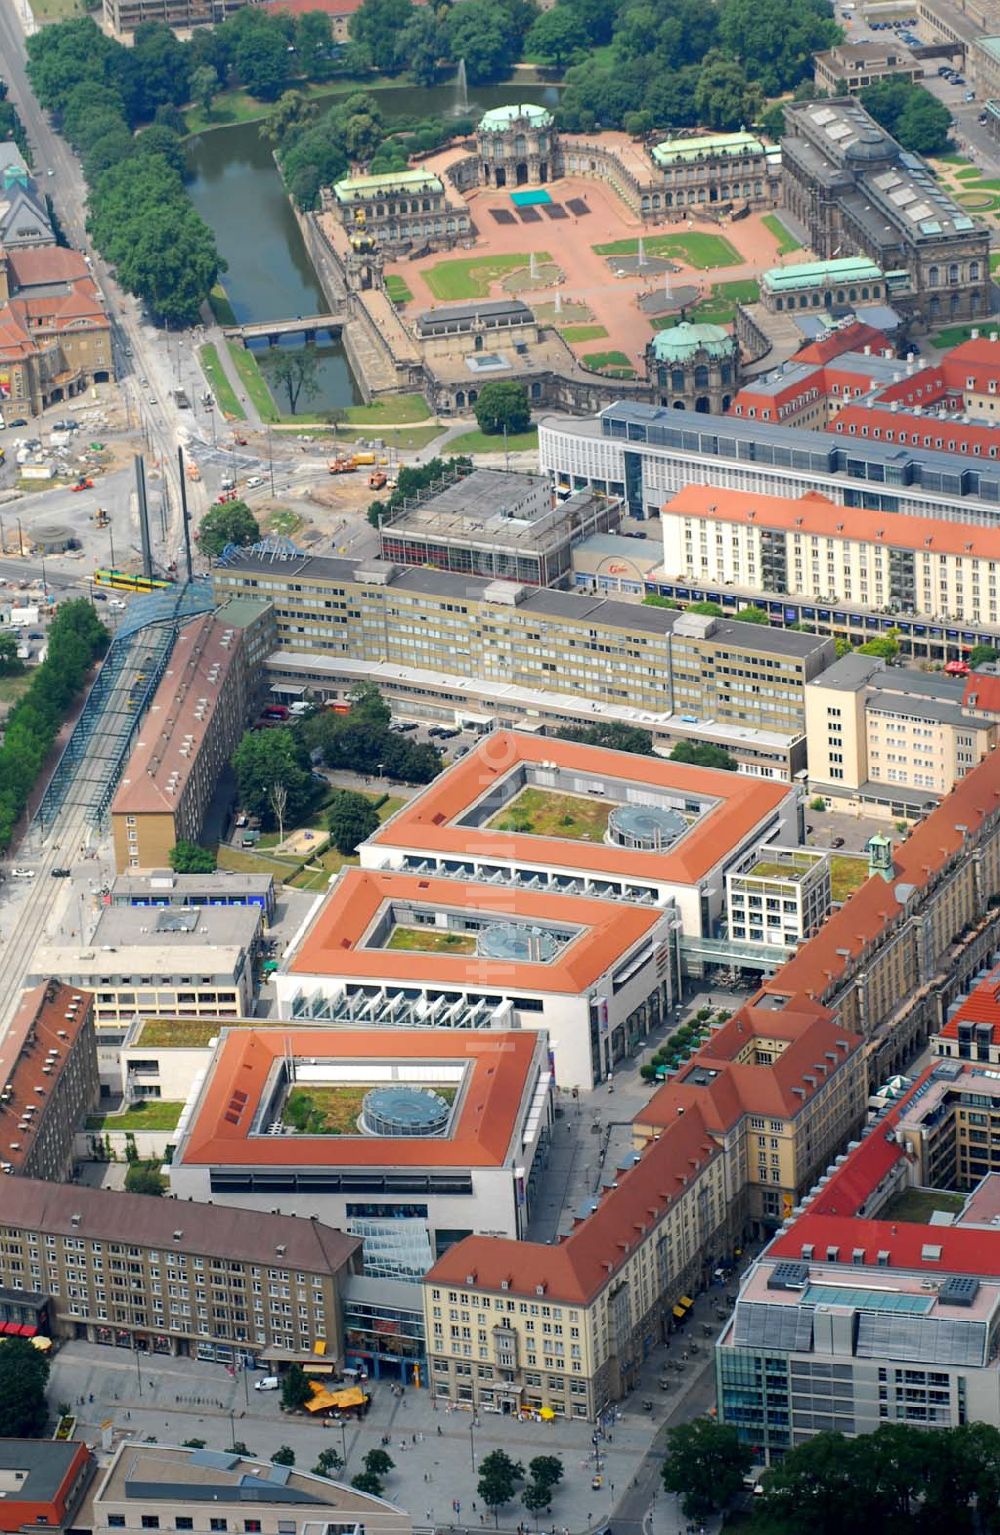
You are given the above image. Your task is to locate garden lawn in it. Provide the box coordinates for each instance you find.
[992,252,1000,273]
[386,926,477,953]
[384,274,414,305]
[936,152,973,166]
[199,343,245,421]
[559,324,609,342]
[762,214,803,254]
[583,350,636,376]
[488,786,611,840]
[592,232,740,268]
[424,253,552,301]
[226,342,278,421]
[334,425,442,450]
[878,1186,966,1223]
[29,0,83,18]
[87,1102,185,1131]
[447,427,539,454]
[344,394,430,425]
[0,674,32,706]
[136,1019,229,1047]
[929,324,982,349]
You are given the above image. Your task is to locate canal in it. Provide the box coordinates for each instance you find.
[185,80,561,409]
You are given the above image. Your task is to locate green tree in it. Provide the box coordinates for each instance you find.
[478,1450,524,1527]
[260,88,319,145]
[661,1419,751,1522]
[689,600,723,616]
[0,632,24,677]
[523,1481,553,1521]
[125,1161,165,1196]
[363,1449,395,1479]
[349,0,416,73]
[761,99,785,139]
[718,0,839,96]
[328,789,380,855]
[446,0,518,83]
[197,500,261,558]
[737,605,769,624]
[527,1457,563,1491]
[280,1363,312,1411]
[272,1446,296,1467]
[351,1471,384,1496]
[129,21,191,117]
[754,1431,878,1535]
[861,76,951,155]
[969,644,998,670]
[233,728,314,827]
[235,16,293,99]
[367,454,472,526]
[264,344,322,415]
[670,740,737,770]
[312,1448,344,1477]
[474,380,531,436]
[526,7,587,69]
[169,840,217,873]
[694,50,762,130]
[857,630,900,659]
[191,63,220,119]
[296,11,336,79]
[0,1337,50,1437]
[402,7,450,84]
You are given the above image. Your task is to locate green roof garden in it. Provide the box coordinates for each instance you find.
[652,131,764,167]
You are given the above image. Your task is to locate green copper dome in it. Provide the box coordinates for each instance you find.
[478,104,554,132]
[651,321,733,363]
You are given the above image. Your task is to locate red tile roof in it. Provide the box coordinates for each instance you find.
[663,481,1000,563]
[763,746,1000,1002]
[830,402,1000,459]
[964,673,1000,715]
[6,247,89,288]
[936,961,1000,1043]
[289,867,663,992]
[367,730,793,887]
[177,1028,539,1169]
[427,1098,722,1305]
[794,322,890,365]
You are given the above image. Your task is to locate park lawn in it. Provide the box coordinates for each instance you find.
[87,1101,185,1132]
[226,342,279,421]
[208,282,237,326]
[285,1084,367,1133]
[583,350,636,376]
[593,232,740,268]
[387,925,477,953]
[829,854,870,904]
[447,427,539,454]
[713,278,760,302]
[489,786,611,840]
[929,324,982,349]
[29,0,84,18]
[936,152,973,166]
[199,343,245,421]
[345,394,430,426]
[264,508,304,538]
[992,252,1000,273]
[184,74,403,134]
[217,844,303,878]
[0,673,33,706]
[287,847,359,889]
[384,274,414,305]
[559,324,609,342]
[424,252,552,301]
[762,214,803,255]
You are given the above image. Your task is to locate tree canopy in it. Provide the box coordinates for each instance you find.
[301,686,443,783]
[0,1338,50,1437]
[327,788,380,854]
[474,380,532,436]
[197,500,261,559]
[554,722,654,755]
[233,728,315,828]
[368,455,472,527]
[169,840,217,873]
[861,76,952,155]
[661,1419,751,1521]
[670,739,737,770]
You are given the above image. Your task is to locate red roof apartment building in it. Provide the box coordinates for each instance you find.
[0,1441,94,1535]
[0,981,98,1183]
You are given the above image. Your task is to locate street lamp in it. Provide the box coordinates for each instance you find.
[339,1417,347,1470]
[470,1416,476,1471]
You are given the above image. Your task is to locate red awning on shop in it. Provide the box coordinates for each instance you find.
[0,1322,36,1337]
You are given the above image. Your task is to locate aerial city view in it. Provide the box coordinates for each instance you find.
[12,0,1000,1525]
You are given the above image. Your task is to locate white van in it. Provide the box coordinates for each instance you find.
[254,1376,279,1392]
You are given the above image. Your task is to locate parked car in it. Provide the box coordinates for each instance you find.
[831,836,846,849]
[246,475,265,489]
[11,868,35,879]
[254,1377,279,1392]
[51,867,71,878]
[6,418,27,429]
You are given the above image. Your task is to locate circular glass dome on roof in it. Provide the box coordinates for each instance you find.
[650,321,732,364]
[607,803,688,852]
[478,104,554,132]
[360,1085,451,1138]
[477,921,559,963]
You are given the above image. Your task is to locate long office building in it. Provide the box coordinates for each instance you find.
[212,552,832,774]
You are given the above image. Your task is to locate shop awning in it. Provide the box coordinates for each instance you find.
[0,1322,36,1337]
[672,1305,686,1319]
[304,1363,335,1375]
[679,1296,694,1309]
